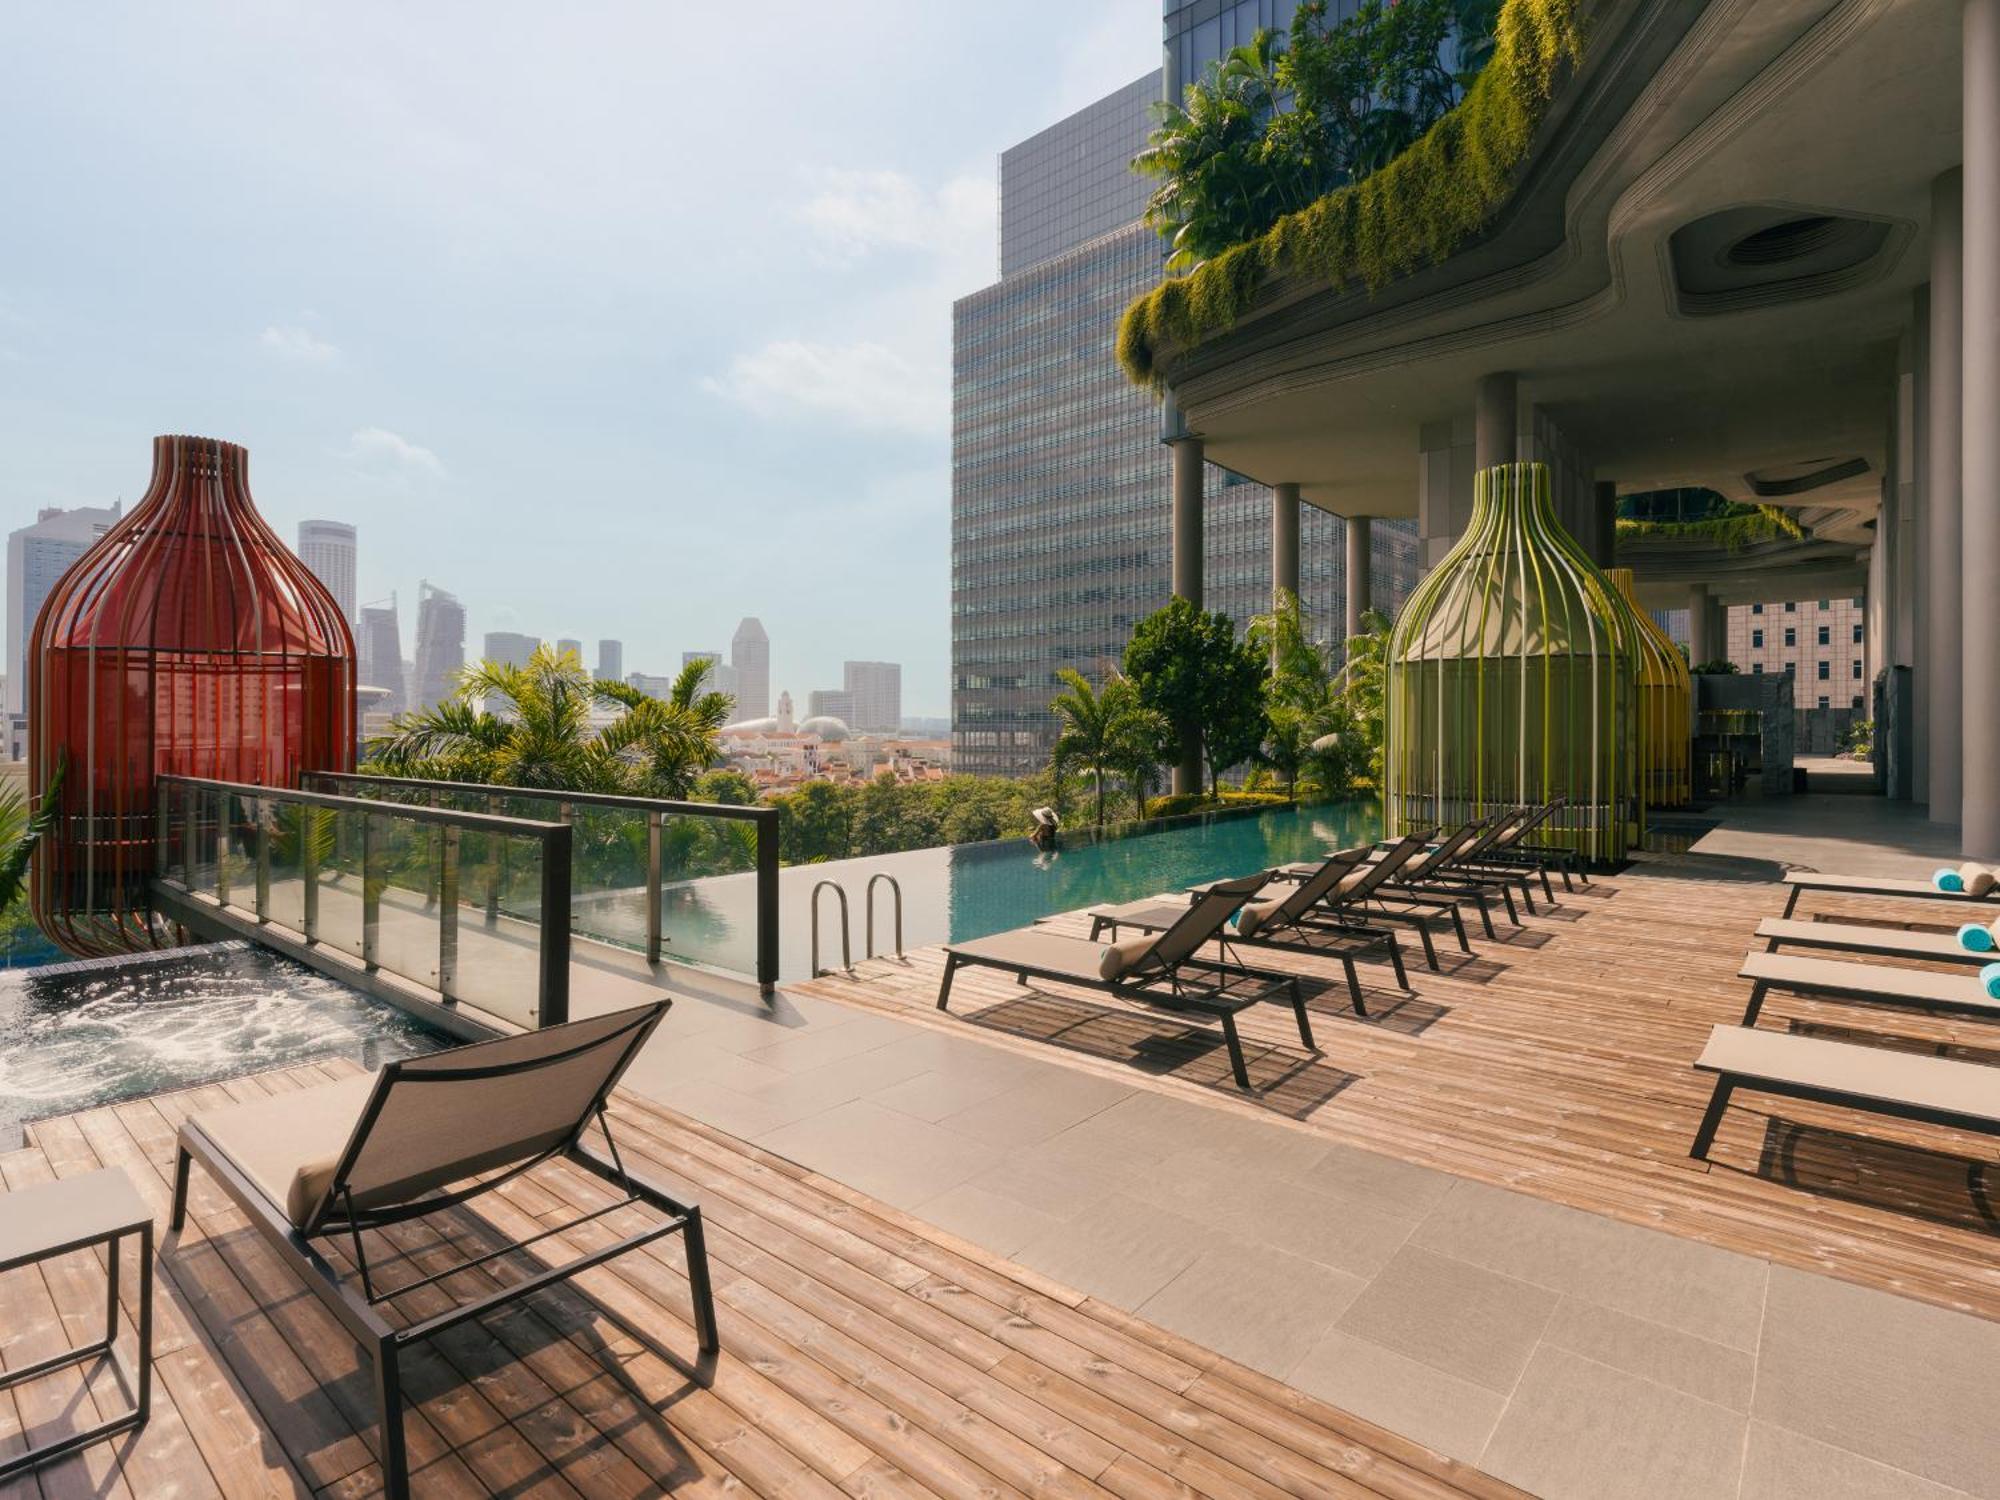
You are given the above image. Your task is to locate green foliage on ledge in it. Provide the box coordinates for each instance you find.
[1614,505,1806,552]
[1116,0,1587,386]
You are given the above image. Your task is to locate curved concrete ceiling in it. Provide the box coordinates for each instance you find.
[1157,0,1956,537]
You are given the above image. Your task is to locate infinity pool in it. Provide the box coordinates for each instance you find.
[570,801,1384,981]
[0,942,444,1145]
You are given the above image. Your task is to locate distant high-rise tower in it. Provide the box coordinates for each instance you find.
[556,636,582,663]
[730,617,770,720]
[412,582,465,710]
[297,520,358,624]
[7,503,122,733]
[842,661,902,733]
[483,631,539,669]
[597,639,622,681]
[358,597,405,712]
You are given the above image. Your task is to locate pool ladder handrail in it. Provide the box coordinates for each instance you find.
[864,873,904,961]
[809,879,851,977]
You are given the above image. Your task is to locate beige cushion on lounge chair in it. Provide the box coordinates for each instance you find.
[1098,934,1157,979]
[188,1074,375,1228]
[1334,868,1371,896]
[1236,898,1283,937]
[1960,862,1998,897]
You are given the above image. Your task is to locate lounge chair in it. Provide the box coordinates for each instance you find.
[1755,917,1999,967]
[1280,832,1470,966]
[938,873,1312,1090]
[1735,950,2000,1027]
[1448,800,1577,898]
[1084,848,1408,1004]
[1780,870,2000,919]
[1360,818,1527,939]
[170,1003,716,1500]
[1691,1024,2000,1161]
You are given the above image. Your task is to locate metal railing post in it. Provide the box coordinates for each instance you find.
[645,810,663,965]
[865,873,903,960]
[155,790,170,879]
[213,792,230,906]
[486,793,501,925]
[254,795,270,921]
[439,826,460,1001]
[809,880,850,978]
[538,823,572,1028]
[302,807,320,942]
[756,811,780,991]
[361,814,381,969]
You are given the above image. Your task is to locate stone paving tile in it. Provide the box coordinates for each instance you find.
[1138,1239,1367,1373]
[934,1068,1131,1148]
[1292,1141,1458,1220]
[1285,1329,1508,1465]
[911,1181,1074,1259]
[1478,1345,1746,1500]
[1738,1421,1984,1500]
[1537,1296,1756,1411]
[1010,1193,1222,1310]
[755,1098,999,1205]
[1334,1245,1558,1393]
[1754,1266,2000,1498]
[1411,1177,1769,1351]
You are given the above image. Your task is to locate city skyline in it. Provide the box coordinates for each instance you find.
[0,1,1162,718]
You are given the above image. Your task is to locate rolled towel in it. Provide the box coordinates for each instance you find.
[1982,962,2000,1001]
[1960,862,1998,898]
[1097,933,1156,980]
[1935,867,1966,892]
[1958,922,1998,953]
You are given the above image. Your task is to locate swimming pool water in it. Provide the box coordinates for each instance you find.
[585,801,1384,981]
[0,942,444,1144]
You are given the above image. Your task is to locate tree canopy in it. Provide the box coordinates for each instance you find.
[1124,597,1269,798]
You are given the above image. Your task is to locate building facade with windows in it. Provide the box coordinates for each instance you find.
[842,660,901,733]
[411,582,464,711]
[951,65,1414,777]
[6,503,122,750]
[1728,597,1868,711]
[296,520,357,624]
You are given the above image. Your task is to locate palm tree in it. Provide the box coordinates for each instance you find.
[1336,607,1394,784]
[368,646,728,797]
[1049,669,1165,829]
[0,757,63,914]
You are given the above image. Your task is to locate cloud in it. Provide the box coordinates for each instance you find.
[345,426,445,478]
[797,168,991,271]
[700,340,945,436]
[260,323,340,364]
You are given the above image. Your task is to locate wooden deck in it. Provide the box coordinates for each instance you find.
[795,860,2000,1324]
[0,1060,1529,1499]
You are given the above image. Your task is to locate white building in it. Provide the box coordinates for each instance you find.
[7,503,121,741]
[730,617,770,721]
[358,599,404,713]
[296,519,357,624]
[597,639,623,682]
[842,660,902,733]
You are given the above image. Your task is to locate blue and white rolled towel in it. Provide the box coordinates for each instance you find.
[1958,921,2000,953]
[1935,862,1998,896]
[1983,962,2000,1001]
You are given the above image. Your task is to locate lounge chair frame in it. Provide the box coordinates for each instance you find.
[1780,870,2000,919]
[170,1005,717,1500]
[938,882,1312,1091]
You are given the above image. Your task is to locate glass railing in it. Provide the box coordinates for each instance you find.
[153,775,572,1031]
[301,772,780,989]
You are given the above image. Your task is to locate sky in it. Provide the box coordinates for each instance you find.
[0,1,1160,718]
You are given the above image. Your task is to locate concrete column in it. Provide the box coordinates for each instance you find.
[1964,0,2000,853]
[1345,515,1373,645]
[1929,169,1964,825]
[1170,436,1204,608]
[1475,373,1518,471]
[1913,286,1932,803]
[1587,480,1619,568]
[1168,434,1205,794]
[1271,483,1300,605]
[1687,586,1717,667]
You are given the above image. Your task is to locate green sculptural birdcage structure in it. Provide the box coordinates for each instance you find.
[1607,566,1693,809]
[1385,462,1643,864]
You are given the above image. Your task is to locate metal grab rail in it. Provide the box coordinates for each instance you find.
[809,880,851,978]
[154,774,572,1029]
[305,770,781,991]
[864,873,903,960]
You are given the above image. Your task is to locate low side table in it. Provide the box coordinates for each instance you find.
[0,1166,153,1477]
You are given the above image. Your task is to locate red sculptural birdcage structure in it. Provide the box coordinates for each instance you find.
[29,434,356,955]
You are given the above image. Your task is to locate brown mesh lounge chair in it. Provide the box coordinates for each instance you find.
[1755,917,1999,967]
[1278,831,1469,967]
[1085,847,1409,1005]
[1447,800,1577,898]
[1735,950,2000,1027]
[1780,869,2000,919]
[938,873,1312,1090]
[169,1003,716,1500]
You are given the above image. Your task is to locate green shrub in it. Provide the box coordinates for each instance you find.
[1117,0,1585,385]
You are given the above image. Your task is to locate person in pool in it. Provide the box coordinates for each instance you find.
[1027,805,1061,853]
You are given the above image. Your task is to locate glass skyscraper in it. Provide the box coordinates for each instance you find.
[951,55,1415,777]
